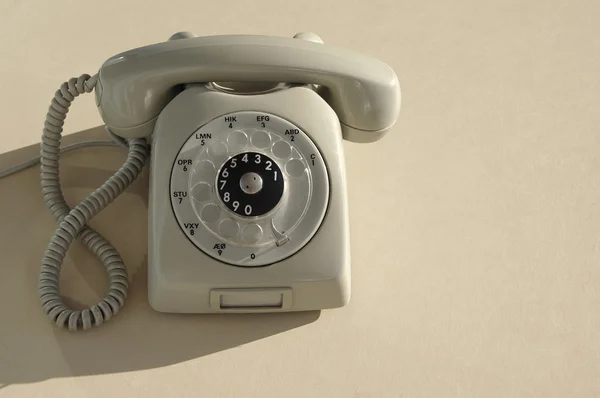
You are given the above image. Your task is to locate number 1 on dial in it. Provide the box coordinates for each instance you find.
[274,171,277,181]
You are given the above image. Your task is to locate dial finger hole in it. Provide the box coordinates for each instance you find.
[285,159,306,177]
[272,140,291,159]
[194,160,216,181]
[251,130,271,149]
[200,203,221,223]
[207,142,228,162]
[191,182,212,202]
[242,223,263,244]
[227,130,248,151]
[219,218,239,239]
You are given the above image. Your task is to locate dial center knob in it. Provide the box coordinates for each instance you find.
[240,172,263,194]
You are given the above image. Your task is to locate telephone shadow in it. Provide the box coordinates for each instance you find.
[0,126,320,386]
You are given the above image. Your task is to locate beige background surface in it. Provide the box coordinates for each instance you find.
[1,0,599,397]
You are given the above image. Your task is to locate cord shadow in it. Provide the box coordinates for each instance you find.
[0,126,321,385]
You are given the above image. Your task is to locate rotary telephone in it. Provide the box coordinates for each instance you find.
[5,31,400,331]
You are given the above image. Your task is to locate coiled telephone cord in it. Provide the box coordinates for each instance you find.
[10,74,150,331]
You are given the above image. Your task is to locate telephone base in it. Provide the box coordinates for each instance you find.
[148,84,351,314]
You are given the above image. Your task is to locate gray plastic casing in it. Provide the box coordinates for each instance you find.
[148,85,351,312]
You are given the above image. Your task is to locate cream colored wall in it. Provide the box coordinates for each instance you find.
[1,1,599,397]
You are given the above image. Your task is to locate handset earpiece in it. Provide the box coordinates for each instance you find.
[95,33,400,143]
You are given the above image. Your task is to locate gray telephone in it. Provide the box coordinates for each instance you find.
[26,32,400,331]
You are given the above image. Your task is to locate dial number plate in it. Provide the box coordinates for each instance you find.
[217,151,284,217]
[169,111,329,267]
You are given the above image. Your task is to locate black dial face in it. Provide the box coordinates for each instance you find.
[216,151,284,217]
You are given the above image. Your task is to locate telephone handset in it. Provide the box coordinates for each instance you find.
[30,32,401,331]
[96,31,400,142]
